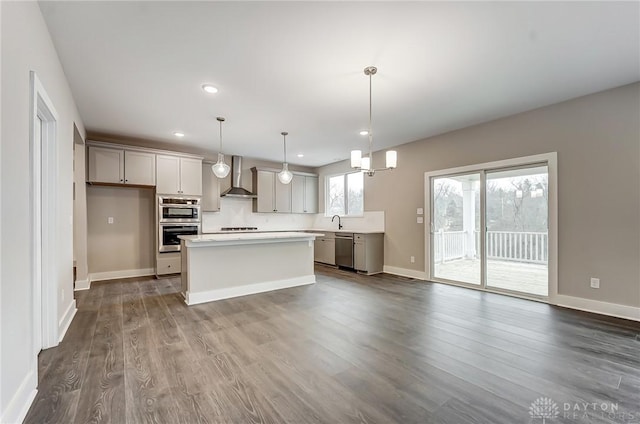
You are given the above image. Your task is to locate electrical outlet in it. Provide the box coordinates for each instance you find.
[410,256,415,263]
[108,217,114,224]
[590,277,600,289]
[417,217,424,224]
[417,208,424,215]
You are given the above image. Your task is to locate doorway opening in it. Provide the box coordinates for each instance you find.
[30,72,59,354]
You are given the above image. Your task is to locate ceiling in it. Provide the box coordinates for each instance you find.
[39,1,639,167]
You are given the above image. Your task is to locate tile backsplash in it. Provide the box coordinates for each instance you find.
[202,197,315,232]
[201,197,384,233]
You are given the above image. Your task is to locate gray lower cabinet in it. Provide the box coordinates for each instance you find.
[314,233,335,265]
[156,252,181,275]
[354,233,384,275]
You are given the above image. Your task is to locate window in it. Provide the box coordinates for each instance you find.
[326,171,364,216]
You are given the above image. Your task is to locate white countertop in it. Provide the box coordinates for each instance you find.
[308,229,384,234]
[203,229,384,235]
[180,231,322,247]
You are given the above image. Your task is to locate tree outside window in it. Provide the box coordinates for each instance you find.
[326,172,363,216]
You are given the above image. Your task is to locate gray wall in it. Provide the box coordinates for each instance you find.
[87,186,155,274]
[318,83,640,307]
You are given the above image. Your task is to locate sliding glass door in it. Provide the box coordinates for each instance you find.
[429,163,550,299]
[485,166,548,296]
[432,173,481,285]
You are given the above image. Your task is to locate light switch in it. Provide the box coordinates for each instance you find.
[417,217,424,224]
[108,217,114,224]
[417,208,424,215]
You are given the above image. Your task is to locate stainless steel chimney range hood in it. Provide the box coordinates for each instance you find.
[220,155,256,198]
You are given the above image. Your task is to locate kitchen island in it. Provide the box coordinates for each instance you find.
[179,232,321,305]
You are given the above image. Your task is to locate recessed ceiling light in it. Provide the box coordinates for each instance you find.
[359,130,369,136]
[173,131,185,137]
[202,84,218,94]
[297,154,304,158]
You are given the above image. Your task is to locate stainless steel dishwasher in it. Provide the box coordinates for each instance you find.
[334,233,354,268]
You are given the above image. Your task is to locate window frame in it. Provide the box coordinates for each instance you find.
[324,171,364,217]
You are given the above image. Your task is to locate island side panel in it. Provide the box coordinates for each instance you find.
[180,240,188,295]
[184,239,315,305]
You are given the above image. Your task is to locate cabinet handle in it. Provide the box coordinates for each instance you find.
[120,179,124,182]
[125,179,128,183]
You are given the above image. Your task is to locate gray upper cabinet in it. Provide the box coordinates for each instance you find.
[253,168,317,214]
[88,146,123,183]
[275,176,292,213]
[179,157,203,196]
[252,168,291,213]
[291,174,318,214]
[123,151,156,185]
[291,175,305,213]
[201,162,220,211]
[88,146,155,185]
[156,155,202,196]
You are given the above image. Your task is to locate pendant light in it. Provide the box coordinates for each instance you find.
[350,66,397,176]
[211,117,230,179]
[278,131,293,184]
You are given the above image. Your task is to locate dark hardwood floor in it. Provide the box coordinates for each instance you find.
[25,265,640,423]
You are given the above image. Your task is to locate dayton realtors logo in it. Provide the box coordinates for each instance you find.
[529,397,637,422]
[529,397,560,423]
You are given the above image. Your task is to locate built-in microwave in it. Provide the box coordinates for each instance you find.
[158,196,200,223]
[158,223,200,252]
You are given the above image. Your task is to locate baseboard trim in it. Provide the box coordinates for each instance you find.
[383,265,427,280]
[89,268,155,283]
[0,368,37,424]
[186,275,316,306]
[58,300,77,342]
[74,278,90,291]
[555,295,640,322]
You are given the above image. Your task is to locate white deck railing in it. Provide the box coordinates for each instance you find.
[486,231,548,264]
[434,230,548,264]
[433,230,467,263]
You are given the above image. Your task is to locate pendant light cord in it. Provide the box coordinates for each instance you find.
[368,70,373,162]
[282,132,288,163]
[219,121,223,152]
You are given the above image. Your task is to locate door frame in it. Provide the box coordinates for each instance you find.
[30,71,59,353]
[424,152,558,304]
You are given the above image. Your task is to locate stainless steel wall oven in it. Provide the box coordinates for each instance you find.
[159,223,200,252]
[157,196,201,252]
[158,196,201,223]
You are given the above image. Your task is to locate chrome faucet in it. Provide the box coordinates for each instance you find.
[331,214,343,230]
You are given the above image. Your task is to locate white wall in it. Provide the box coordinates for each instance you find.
[1,2,85,422]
